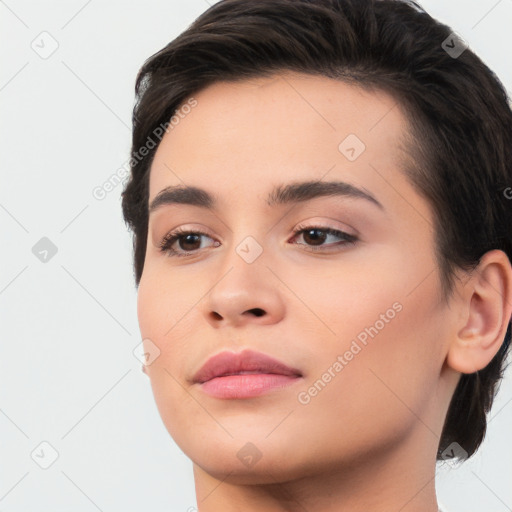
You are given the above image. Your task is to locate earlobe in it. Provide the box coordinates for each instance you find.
[446,249,512,375]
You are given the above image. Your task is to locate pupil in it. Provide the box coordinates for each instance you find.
[181,234,200,250]
[304,229,326,246]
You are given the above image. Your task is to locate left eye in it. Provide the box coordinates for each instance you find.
[158,226,358,258]
[290,226,358,250]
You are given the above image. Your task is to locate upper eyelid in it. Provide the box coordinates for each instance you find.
[160,216,355,234]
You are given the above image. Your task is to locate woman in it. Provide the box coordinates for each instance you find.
[121,0,512,510]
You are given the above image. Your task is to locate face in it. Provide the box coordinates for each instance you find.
[138,72,456,483]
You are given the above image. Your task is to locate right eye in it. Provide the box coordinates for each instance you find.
[159,228,220,257]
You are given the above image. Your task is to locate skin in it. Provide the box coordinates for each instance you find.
[137,71,512,512]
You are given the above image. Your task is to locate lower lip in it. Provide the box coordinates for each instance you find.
[199,373,301,399]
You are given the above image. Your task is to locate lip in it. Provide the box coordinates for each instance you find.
[193,349,303,399]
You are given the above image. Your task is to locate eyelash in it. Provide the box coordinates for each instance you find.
[158,224,358,258]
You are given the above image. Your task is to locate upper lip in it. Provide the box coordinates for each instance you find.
[193,349,303,384]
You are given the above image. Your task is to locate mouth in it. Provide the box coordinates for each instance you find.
[193,349,303,399]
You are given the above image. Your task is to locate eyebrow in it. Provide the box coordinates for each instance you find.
[148,180,384,214]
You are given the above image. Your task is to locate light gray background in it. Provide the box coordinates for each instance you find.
[1,1,511,511]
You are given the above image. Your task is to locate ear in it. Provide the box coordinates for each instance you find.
[446,249,512,374]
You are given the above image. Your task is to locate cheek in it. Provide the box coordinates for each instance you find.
[137,263,196,339]
[349,301,438,397]
[294,246,443,418]
[285,307,440,471]
[137,264,203,367]
[137,271,186,388]
[137,272,166,338]
[137,273,200,439]
[283,247,404,341]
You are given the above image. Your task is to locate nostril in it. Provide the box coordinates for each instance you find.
[248,308,265,317]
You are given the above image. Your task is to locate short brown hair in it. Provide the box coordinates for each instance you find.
[121,0,512,461]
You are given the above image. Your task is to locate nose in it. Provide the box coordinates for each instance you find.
[202,256,286,328]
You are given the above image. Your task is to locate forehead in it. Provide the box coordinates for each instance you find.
[148,72,419,218]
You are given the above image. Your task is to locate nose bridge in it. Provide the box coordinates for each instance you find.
[218,209,273,273]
